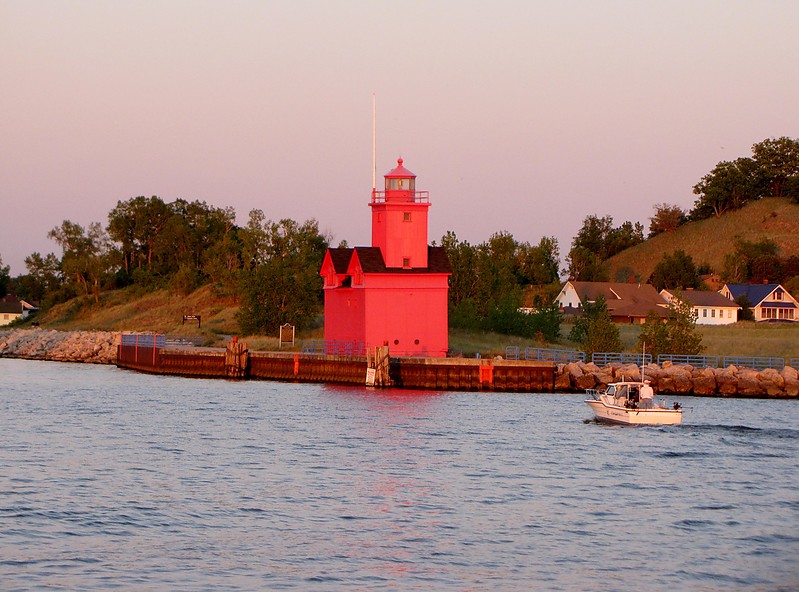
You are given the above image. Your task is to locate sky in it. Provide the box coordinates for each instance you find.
[2,0,798,276]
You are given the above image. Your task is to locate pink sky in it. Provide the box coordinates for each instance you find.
[2,1,798,275]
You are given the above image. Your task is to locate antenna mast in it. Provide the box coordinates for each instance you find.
[372,94,376,194]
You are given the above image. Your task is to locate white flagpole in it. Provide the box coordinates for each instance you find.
[372,93,376,194]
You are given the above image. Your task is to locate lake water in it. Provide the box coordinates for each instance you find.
[1,358,797,591]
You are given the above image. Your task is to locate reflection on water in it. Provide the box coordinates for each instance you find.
[1,358,798,590]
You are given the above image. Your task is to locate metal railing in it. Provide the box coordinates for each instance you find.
[591,352,653,366]
[525,347,585,363]
[657,354,719,368]
[164,335,204,347]
[121,333,165,348]
[370,190,430,203]
[301,340,366,357]
[722,356,785,371]
[120,334,203,348]
[791,358,799,369]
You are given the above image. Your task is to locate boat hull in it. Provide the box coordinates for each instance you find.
[585,399,682,426]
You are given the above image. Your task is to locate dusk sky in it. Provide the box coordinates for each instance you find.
[2,1,798,275]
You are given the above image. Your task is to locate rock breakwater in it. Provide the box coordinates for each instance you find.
[556,360,799,398]
[0,329,118,364]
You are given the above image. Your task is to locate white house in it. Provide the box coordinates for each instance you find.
[720,283,798,322]
[0,295,37,326]
[660,289,740,325]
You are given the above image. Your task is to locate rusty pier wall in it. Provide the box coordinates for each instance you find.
[116,344,556,392]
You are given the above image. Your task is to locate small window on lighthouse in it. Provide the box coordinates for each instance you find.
[403,212,411,222]
[403,258,410,267]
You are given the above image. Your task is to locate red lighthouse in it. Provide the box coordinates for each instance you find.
[319,158,451,357]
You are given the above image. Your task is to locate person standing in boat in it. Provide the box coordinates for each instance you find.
[640,381,655,409]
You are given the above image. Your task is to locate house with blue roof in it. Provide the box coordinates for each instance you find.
[720,283,798,322]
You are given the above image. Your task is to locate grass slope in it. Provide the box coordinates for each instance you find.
[606,197,799,282]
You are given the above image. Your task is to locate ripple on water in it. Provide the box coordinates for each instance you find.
[0,359,797,591]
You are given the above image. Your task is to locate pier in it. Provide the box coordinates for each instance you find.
[116,338,556,392]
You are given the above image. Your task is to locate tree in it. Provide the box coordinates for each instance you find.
[106,196,171,273]
[637,293,703,357]
[235,218,328,334]
[517,236,560,286]
[734,294,754,321]
[666,296,703,355]
[649,203,687,237]
[636,312,671,359]
[691,158,762,219]
[690,137,799,220]
[649,250,701,291]
[565,246,608,282]
[751,137,799,198]
[568,295,622,356]
[48,220,113,303]
[17,252,62,303]
[566,215,643,280]
[0,255,9,298]
[721,237,780,283]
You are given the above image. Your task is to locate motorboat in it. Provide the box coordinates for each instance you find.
[585,381,683,426]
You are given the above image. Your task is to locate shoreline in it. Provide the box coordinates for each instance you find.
[2,328,797,398]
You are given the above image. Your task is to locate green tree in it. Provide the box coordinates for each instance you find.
[0,255,9,298]
[566,215,642,280]
[637,312,671,359]
[691,158,761,219]
[517,236,560,286]
[751,136,799,198]
[721,237,780,283]
[734,294,754,321]
[649,203,687,237]
[107,196,172,273]
[568,295,622,356]
[666,296,703,354]
[638,294,703,357]
[565,246,608,282]
[649,250,701,291]
[235,218,328,334]
[48,220,114,302]
[16,252,62,304]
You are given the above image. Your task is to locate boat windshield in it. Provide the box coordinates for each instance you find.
[612,385,628,398]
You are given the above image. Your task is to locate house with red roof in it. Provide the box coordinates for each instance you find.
[319,159,451,356]
[555,281,669,324]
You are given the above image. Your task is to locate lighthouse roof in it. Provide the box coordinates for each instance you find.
[385,157,416,179]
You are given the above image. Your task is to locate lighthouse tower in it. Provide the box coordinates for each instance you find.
[319,158,451,357]
[370,158,430,268]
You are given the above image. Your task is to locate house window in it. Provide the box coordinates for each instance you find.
[403,212,411,222]
[711,309,715,318]
[702,309,707,317]
[775,289,783,301]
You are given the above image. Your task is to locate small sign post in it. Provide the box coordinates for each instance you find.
[279,323,295,349]
[182,314,201,328]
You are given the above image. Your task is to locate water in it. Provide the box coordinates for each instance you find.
[1,358,797,591]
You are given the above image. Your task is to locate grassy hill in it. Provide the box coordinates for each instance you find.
[606,197,799,283]
[30,285,297,350]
